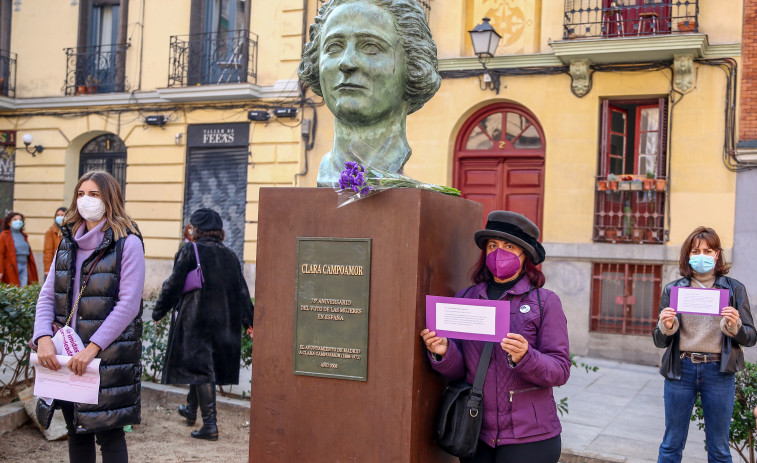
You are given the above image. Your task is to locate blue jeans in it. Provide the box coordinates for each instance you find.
[658,357,735,463]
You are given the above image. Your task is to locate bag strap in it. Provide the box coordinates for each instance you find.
[65,250,106,327]
[471,342,494,397]
[192,241,202,269]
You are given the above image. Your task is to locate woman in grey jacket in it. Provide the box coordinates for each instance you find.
[653,226,756,463]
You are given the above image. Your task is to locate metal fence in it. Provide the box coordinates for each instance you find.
[168,29,258,87]
[563,0,698,39]
[0,49,16,98]
[63,44,129,96]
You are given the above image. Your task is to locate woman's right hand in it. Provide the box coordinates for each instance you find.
[36,336,60,371]
[659,307,676,330]
[420,329,448,357]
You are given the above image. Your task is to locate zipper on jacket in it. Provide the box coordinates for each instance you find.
[509,386,541,402]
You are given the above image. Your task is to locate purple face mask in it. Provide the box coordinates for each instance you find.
[486,247,523,281]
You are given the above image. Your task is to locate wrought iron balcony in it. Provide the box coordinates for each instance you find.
[0,49,16,98]
[563,1,698,40]
[168,29,258,87]
[63,43,129,96]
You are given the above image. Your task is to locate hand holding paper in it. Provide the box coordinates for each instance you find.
[31,353,101,404]
[420,329,449,357]
[721,306,740,328]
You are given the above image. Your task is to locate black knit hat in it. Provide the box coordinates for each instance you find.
[474,211,546,264]
[190,208,223,231]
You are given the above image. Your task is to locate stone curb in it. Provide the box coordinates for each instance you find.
[559,450,626,463]
[0,401,29,435]
[140,381,251,416]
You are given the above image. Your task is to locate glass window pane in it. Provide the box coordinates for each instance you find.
[611,110,626,134]
[466,126,493,150]
[479,113,503,142]
[513,125,543,149]
[609,157,623,175]
[610,134,625,157]
[640,107,659,131]
[506,113,526,141]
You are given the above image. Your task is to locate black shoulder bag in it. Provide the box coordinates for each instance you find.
[434,342,494,458]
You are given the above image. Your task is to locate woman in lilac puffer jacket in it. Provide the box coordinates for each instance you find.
[421,211,571,463]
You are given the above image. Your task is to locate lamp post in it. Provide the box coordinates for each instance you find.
[468,17,502,93]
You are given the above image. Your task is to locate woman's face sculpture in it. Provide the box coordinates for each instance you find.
[318,2,408,126]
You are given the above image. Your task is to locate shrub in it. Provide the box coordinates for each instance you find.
[691,361,757,462]
[0,283,40,397]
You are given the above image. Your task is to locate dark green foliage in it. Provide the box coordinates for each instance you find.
[0,283,41,397]
[691,361,757,462]
[141,316,170,382]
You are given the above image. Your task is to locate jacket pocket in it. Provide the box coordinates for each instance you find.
[509,386,559,438]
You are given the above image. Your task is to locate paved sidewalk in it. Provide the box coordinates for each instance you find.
[556,356,740,463]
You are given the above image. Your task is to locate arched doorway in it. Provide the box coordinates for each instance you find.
[79,133,127,195]
[454,103,545,230]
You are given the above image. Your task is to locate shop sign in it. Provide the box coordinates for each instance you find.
[0,131,16,146]
[187,123,249,148]
[0,147,15,181]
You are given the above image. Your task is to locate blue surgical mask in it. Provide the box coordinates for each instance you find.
[10,219,23,230]
[689,255,716,274]
[55,216,64,225]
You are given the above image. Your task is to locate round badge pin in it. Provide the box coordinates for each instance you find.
[519,304,531,314]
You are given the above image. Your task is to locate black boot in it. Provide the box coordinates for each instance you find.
[191,383,218,441]
[178,384,198,425]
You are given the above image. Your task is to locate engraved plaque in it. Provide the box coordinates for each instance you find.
[294,237,371,380]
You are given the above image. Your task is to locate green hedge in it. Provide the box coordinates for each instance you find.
[0,283,40,397]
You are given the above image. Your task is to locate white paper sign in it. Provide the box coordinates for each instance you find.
[31,354,101,405]
[436,302,497,335]
[675,287,722,316]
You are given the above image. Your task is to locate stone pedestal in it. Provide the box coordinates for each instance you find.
[250,187,481,463]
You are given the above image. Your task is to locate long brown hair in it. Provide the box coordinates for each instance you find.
[63,170,137,240]
[679,226,730,278]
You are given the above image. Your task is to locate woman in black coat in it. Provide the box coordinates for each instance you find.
[152,208,254,440]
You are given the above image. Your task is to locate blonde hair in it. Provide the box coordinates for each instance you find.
[63,170,138,240]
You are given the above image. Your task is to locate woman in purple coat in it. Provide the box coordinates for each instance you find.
[421,211,571,463]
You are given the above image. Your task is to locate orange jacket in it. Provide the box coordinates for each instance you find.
[43,223,62,274]
[0,229,39,286]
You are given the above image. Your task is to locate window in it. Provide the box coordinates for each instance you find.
[594,98,667,243]
[187,0,251,85]
[79,134,127,195]
[590,262,662,335]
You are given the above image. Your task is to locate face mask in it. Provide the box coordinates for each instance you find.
[689,255,716,274]
[77,195,106,222]
[55,216,64,225]
[10,219,23,230]
[486,248,523,281]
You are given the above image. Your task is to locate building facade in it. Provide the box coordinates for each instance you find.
[1,0,752,364]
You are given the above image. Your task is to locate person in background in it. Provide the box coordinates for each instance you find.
[43,207,67,278]
[32,170,145,463]
[421,211,570,463]
[152,208,254,441]
[0,211,39,287]
[654,226,756,463]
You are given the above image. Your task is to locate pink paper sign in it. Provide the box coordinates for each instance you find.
[671,286,729,316]
[426,295,510,342]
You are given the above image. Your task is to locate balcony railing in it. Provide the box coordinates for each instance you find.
[168,29,258,87]
[593,176,666,244]
[63,43,129,96]
[563,1,698,40]
[0,49,16,98]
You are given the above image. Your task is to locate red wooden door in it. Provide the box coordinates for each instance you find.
[454,104,545,229]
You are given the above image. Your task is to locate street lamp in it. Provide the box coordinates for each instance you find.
[468,17,502,93]
[22,134,44,156]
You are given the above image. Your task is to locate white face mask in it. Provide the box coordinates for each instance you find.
[77,195,106,222]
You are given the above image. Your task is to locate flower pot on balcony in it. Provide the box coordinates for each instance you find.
[631,228,644,242]
[642,178,654,190]
[630,180,643,191]
[87,85,98,94]
[677,20,696,32]
[77,85,89,95]
[597,180,608,191]
[646,229,657,242]
[608,180,619,191]
[618,181,632,191]
[655,178,666,192]
[605,229,619,241]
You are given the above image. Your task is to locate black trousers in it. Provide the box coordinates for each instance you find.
[60,401,128,463]
[460,435,561,463]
